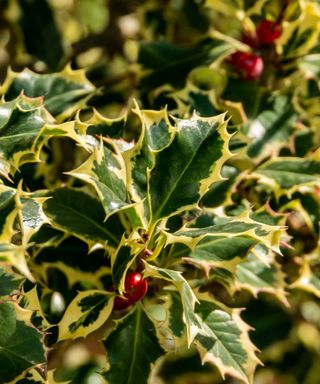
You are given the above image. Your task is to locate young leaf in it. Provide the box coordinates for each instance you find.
[103,305,164,384]
[58,290,113,340]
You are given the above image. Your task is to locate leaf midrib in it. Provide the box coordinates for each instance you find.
[208,317,248,379]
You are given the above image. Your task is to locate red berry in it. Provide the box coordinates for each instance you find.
[113,295,132,310]
[256,20,282,45]
[123,272,148,303]
[230,52,264,80]
[241,32,258,48]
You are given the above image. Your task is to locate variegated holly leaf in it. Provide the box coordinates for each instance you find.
[201,165,239,207]
[0,265,23,296]
[67,141,131,219]
[144,263,204,346]
[194,295,260,384]
[58,290,113,340]
[123,107,174,225]
[253,155,320,196]
[186,235,258,272]
[1,66,95,120]
[15,367,47,383]
[42,188,124,248]
[31,236,109,290]
[290,260,320,298]
[0,186,18,242]
[0,95,87,178]
[77,109,126,139]
[235,251,288,304]
[165,213,281,255]
[103,305,164,384]
[0,243,34,281]
[280,2,320,59]
[0,303,46,383]
[246,95,297,159]
[148,113,231,225]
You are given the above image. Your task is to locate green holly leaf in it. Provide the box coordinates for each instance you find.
[58,290,113,340]
[290,260,320,298]
[0,187,18,242]
[139,38,232,92]
[187,235,257,272]
[0,266,23,296]
[1,67,95,120]
[235,251,288,304]
[0,302,16,346]
[253,155,320,195]
[195,296,259,384]
[246,95,297,159]
[103,305,164,384]
[43,188,123,248]
[0,304,46,383]
[149,113,231,224]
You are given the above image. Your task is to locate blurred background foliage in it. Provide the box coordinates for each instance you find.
[1,0,320,383]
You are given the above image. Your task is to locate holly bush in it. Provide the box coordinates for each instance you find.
[1,1,320,383]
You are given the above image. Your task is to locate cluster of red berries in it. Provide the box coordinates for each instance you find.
[111,272,148,310]
[229,19,282,80]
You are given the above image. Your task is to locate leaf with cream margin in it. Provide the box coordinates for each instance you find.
[0,66,95,121]
[194,292,260,384]
[58,290,113,341]
[0,94,88,179]
[290,260,320,298]
[235,251,288,305]
[164,212,282,257]
[148,112,232,226]
[144,263,205,346]
[0,186,19,242]
[66,140,132,220]
[252,152,320,197]
[123,106,175,226]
